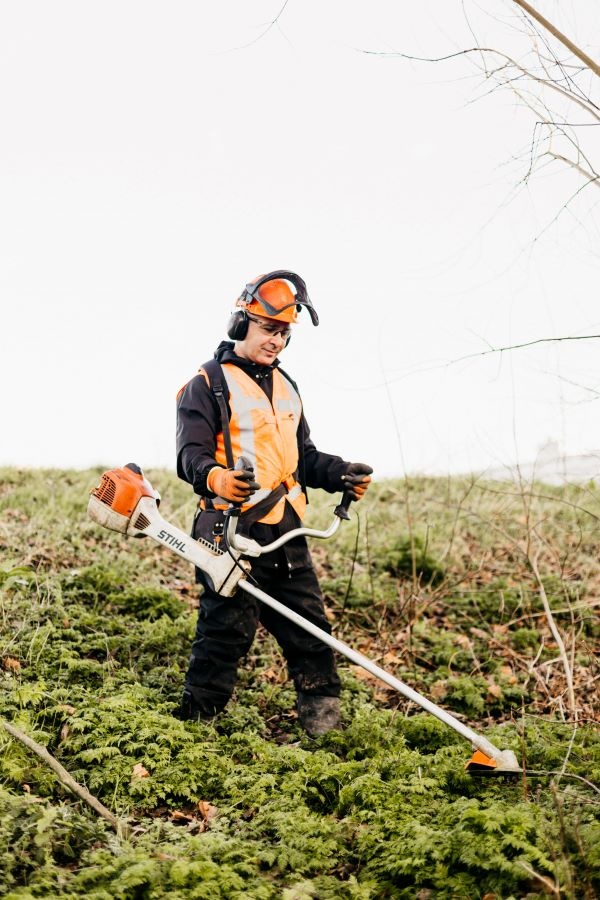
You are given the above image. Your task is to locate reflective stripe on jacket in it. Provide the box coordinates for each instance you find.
[201,363,306,524]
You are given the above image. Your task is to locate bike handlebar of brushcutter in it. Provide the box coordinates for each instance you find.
[225,484,356,556]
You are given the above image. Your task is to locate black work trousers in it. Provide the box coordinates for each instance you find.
[184,560,341,716]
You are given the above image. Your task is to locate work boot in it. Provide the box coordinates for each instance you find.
[297,694,341,737]
[179,689,203,721]
[179,689,225,722]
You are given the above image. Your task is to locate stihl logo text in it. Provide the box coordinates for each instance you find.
[158,529,187,552]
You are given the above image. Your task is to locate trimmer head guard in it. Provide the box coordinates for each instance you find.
[466,748,522,777]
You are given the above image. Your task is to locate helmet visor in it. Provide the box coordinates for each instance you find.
[243,271,319,326]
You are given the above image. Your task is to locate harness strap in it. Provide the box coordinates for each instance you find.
[276,365,308,500]
[236,482,288,531]
[202,359,235,469]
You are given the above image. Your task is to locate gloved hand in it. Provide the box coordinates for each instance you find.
[341,463,373,501]
[207,466,260,503]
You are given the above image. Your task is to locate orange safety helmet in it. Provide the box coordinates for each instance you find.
[238,276,298,323]
[235,271,319,326]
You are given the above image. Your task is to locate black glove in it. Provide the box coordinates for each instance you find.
[341,463,373,501]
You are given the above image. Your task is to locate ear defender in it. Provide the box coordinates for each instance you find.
[227,309,292,347]
[227,310,249,341]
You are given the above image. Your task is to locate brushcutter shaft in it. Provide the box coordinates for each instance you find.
[239,578,514,765]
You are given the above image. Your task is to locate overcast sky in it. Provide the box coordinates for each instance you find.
[1,1,599,480]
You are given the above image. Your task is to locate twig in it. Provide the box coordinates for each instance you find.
[527,553,577,718]
[361,46,600,120]
[517,860,561,896]
[557,725,578,787]
[1,719,129,837]
[228,0,291,51]
[340,511,361,615]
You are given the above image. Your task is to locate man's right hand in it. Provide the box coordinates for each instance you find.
[207,466,260,503]
[341,463,373,501]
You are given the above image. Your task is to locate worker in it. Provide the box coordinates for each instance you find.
[176,271,372,736]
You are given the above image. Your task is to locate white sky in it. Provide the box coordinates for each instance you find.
[1,1,599,479]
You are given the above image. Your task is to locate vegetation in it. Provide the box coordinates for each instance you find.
[0,467,598,898]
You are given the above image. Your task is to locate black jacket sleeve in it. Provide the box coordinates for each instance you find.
[176,374,225,496]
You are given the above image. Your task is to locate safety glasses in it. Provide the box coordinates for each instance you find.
[246,313,292,341]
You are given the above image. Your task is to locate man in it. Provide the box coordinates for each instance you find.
[176,270,372,736]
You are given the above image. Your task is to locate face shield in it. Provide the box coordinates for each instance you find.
[238,271,319,326]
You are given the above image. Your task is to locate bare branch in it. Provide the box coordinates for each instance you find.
[543,151,600,187]
[511,0,600,78]
[1,719,129,837]
[451,333,600,366]
[363,45,600,121]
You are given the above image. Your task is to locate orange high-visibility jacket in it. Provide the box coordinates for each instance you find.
[200,363,306,525]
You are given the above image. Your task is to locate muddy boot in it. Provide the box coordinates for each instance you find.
[297,694,341,737]
[179,689,225,722]
[179,689,203,721]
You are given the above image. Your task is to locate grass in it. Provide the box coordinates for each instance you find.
[0,466,599,898]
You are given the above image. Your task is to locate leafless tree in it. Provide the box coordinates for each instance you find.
[366,1,600,234]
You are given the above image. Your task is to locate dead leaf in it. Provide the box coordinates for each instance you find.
[348,665,377,683]
[3,657,21,673]
[454,634,472,649]
[197,800,218,822]
[373,689,391,704]
[132,763,150,779]
[430,680,448,699]
[262,666,285,684]
[171,810,193,824]
[470,627,489,640]
[487,682,502,699]
[60,724,70,742]
[500,665,518,684]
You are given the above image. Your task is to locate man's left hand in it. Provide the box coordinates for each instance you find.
[342,463,373,501]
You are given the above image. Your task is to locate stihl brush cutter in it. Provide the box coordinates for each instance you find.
[88,463,521,776]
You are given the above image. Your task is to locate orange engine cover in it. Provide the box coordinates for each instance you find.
[91,465,157,518]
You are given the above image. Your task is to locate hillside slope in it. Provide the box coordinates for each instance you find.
[0,468,598,898]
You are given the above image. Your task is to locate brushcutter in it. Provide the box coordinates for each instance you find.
[87,463,521,776]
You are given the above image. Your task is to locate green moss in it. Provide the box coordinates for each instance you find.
[375,534,445,585]
[0,468,599,897]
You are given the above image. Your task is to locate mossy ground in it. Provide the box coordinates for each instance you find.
[0,468,598,898]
